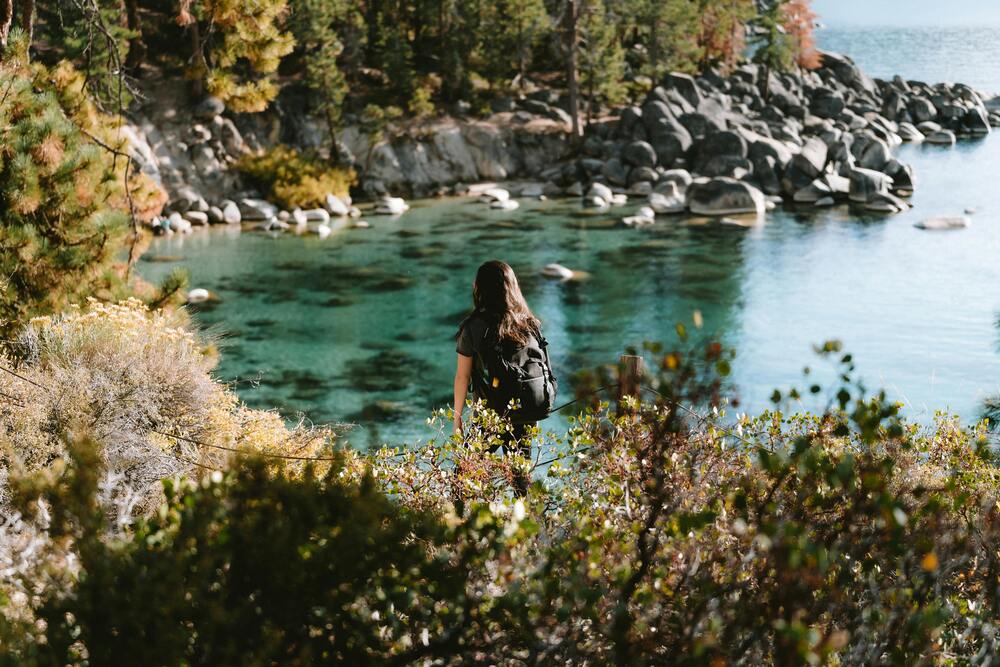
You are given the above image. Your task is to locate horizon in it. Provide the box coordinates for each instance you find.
[812,0,1000,27]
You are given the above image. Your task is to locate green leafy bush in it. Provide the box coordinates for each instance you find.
[235,145,355,209]
[4,332,1000,664]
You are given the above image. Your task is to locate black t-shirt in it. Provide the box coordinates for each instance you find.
[456,312,494,403]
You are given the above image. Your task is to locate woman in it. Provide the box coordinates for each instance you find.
[453,260,555,468]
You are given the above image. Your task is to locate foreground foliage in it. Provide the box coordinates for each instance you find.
[0,54,166,337]
[3,310,1000,664]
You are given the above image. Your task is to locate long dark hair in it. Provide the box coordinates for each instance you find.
[472,260,540,345]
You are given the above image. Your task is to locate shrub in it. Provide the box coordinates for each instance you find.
[4,333,1000,663]
[235,145,355,209]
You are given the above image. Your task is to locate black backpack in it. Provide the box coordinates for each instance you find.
[479,323,558,424]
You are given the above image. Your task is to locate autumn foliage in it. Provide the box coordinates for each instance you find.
[783,0,821,69]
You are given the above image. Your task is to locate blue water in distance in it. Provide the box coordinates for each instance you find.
[141,29,1000,448]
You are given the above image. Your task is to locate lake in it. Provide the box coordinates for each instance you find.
[141,30,1000,447]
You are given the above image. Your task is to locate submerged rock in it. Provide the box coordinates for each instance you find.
[915,216,970,230]
[490,198,520,210]
[375,196,410,215]
[541,263,574,280]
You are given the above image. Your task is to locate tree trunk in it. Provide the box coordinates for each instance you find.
[124,0,145,70]
[566,0,580,139]
[189,19,206,97]
[0,0,12,55]
[15,0,30,52]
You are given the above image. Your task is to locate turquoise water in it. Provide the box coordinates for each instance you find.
[141,30,1000,447]
[818,26,1000,94]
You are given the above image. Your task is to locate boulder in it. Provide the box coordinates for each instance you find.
[793,179,833,204]
[794,137,829,177]
[375,196,410,215]
[541,263,574,280]
[864,191,909,213]
[659,169,693,195]
[908,97,937,123]
[184,211,209,226]
[628,166,659,186]
[325,193,350,216]
[648,190,686,214]
[585,182,614,204]
[687,177,766,216]
[222,201,241,224]
[292,208,308,226]
[695,130,748,171]
[186,288,211,304]
[856,137,892,171]
[618,106,643,136]
[311,224,332,238]
[303,208,331,224]
[622,140,658,168]
[479,187,510,203]
[897,122,924,142]
[811,89,846,119]
[171,186,207,214]
[925,129,957,145]
[887,162,915,196]
[602,158,629,186]
[848,168,893,203]
[662,72,704,108]
[167,212,192,234]
[818,51,877,95]
[491,199,520,210]
[206,206,224,224]
[193,96,225,121]
[917,121,942,135]
[963,106,991,135]
[621,206,656,227]
[238,198,278,221]
[915,216,970,230]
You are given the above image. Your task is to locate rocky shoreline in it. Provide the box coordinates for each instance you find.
[125,51,998,234]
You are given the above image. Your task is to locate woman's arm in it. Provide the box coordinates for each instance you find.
[453,353,473,437]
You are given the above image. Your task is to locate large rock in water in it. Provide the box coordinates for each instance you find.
[848,168,893,203]
[238,198,278,221]
[688,178,766,216]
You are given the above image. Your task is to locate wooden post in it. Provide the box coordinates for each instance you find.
[618,354,644,417]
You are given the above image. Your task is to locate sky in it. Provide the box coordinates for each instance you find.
[811,0,1000,26]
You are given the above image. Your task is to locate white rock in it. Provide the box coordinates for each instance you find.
[325,193,350,216]
[490,199,520,210]
[348,206,362,218]
[303,208,331,223]
[353,220,371,229]
[914,216,970,230]
[292,208,308,226]
[238,198,278,221]
[168,212,192,234]
[186,288,211,303]
[610,193,628,206]
[585,182,613,202]
[648,191,685,214]
[312,224,332,238]
[586,196,609,209]
[479,187,510,203]
[375,196,409,215]
[222,201,241,224]
[184,211,209,226]
[277,210,291,222]
[540,263,574,280]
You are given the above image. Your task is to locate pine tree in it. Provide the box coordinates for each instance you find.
[0,55,133,336]
[783,0,820,69]
[479,0,550,92]
[626,0,702,78]
[178,0,295,112]
[577,0,626,124]
[751,0,794,99]
[289,0,358,151]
